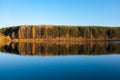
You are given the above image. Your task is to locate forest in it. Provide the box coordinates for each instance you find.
[0,25,120,41]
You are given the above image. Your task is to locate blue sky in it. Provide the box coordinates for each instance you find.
[0,0,120,27]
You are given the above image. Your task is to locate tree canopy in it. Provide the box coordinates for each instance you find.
[0,25,120,40]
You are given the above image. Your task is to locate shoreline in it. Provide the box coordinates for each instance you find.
[12,39,120,43]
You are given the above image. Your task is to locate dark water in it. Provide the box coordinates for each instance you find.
[0,41,120,80]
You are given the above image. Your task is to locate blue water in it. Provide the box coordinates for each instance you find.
[0,53,120,80]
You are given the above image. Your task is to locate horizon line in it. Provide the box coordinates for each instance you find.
[0,24,120,28]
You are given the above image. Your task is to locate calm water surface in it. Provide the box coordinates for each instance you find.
[0,41,120,80]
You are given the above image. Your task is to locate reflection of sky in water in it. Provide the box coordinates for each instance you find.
[0,53,120,80]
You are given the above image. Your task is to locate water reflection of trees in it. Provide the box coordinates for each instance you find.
[0,42,120,56]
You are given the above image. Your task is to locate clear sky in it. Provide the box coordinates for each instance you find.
[0,0,120,27]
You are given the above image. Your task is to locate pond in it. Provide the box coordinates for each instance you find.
[0,41,120,80]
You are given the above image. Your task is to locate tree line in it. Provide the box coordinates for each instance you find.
[0,25,120,40]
